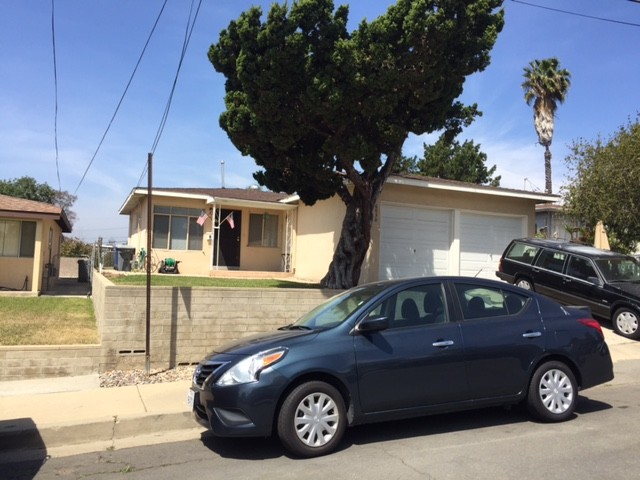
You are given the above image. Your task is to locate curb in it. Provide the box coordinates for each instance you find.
[0,411,195,457]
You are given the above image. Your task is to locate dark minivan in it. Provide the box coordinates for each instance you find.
[497,238,640,339]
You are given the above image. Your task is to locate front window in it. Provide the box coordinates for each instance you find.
[0,220,36,257]
[152,206,203,251]
[595,257,640,282]
[248,213,278,247]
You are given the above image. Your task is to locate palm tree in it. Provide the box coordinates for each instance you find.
[522,58,571,194]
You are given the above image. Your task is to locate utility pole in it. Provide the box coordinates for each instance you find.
[145,152,153,376]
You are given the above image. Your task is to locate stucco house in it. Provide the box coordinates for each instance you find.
[119,175,558,284]
[0,194,72,294]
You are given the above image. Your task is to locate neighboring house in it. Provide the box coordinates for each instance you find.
[119,176,558,283]
[0,194,71,294]
[535,203,583,241]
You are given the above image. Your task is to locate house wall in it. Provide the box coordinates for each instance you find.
[0,217,63,294]
[294,197,345,282]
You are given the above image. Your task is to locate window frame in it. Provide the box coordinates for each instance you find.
[0,219,36,258]
[248,213,279,248]
[152,206,204,251]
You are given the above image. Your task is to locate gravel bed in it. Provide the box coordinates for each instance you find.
[99,365,195,388]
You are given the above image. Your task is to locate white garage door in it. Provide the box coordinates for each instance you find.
[459,213,524,280]
[379,204,452,280]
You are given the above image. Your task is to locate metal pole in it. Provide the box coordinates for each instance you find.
[145,152,152,375]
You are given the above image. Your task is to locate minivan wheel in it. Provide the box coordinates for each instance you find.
[515,278,533,291]
[612,307,640,340]
[277,381,346,458]
[527,361,576,422]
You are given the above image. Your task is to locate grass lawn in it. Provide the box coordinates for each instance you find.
[0,297,98,346]
[108,274,320,289]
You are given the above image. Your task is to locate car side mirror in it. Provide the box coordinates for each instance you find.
[587,276,603,286]
[356,315,389,333]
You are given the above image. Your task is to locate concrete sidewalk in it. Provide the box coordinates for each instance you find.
[0,327,637,461]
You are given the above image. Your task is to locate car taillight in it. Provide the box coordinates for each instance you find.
[578,318,604,337]
[498,258,503,272]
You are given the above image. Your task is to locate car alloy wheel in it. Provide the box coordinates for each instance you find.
[613,307,640,340]
[527,361,576,422]
[277,381,346,457]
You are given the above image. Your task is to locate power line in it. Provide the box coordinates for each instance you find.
[137,0,204,186]
[51,0,61,192]
[72,0,170,196]
[511,0,640,28]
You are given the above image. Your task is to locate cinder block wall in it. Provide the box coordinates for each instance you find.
[96,274,339,371]
[0,272,339,380]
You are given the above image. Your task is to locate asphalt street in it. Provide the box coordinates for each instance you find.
[5,358,640,480]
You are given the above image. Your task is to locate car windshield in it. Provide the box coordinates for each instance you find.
[291,283,388,330]
[595,257,640,282]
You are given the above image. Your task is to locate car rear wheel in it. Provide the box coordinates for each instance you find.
[277,381,346,458]
[612,307,640,340]
[515,278,534,290]
[527,361,576,422]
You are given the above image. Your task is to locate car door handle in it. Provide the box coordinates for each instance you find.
[522,331,542,338]
[432,340,455,347]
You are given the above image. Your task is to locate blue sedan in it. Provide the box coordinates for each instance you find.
[189,276,614,457]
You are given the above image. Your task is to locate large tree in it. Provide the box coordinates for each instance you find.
[563,116,640,254]
[522,57,571,194]
[210,0,504,288]
[0,176,77,226]
[397,134,501,186]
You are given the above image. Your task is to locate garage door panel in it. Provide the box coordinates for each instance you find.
[460,213,524,279]
[380,205,451,280]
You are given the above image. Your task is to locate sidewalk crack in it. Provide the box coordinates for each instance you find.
[136,385,149,412]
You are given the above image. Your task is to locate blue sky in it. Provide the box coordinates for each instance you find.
[1,0,639,243]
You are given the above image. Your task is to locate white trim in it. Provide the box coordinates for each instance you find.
[386,176,559,202]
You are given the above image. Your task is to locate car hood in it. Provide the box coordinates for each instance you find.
[208,328,318,357]
[608,281,640,299]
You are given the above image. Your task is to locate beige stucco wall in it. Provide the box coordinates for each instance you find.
[0,217,63,294]
[293,196,345,282]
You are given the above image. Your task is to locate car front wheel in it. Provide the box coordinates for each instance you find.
[277,381,346,458]
[515,278,534,291]
[527,361,577,422]
[612,307,640,340]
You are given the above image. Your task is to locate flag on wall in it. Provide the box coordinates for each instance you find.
[197,210,208,226]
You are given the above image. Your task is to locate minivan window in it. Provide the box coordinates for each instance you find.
[505,242,539,265]
[535,249,566,273]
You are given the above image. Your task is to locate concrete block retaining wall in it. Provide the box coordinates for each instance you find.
[0,272,338,380]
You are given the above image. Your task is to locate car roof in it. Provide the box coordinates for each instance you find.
[513,238,629,259]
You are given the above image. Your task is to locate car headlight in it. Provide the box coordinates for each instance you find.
[216,348,287,386]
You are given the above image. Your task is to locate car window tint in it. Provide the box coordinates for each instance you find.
[505,242,539,265]
[368,283,448,328]
[535,249,566,273]
[566,256,598,281]
[455,283,528,320]
[595,257,640,282]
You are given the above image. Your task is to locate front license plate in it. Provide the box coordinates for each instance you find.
[186,389,196,409]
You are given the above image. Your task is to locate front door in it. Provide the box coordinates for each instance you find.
[213,209,241,268]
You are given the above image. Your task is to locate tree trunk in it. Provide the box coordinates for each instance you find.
[544,146,552,194]
[320,188,374,289]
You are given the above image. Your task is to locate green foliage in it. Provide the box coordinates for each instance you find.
[563,115,640,253]
[396,134,500,186]
[0,176,57,203]
[209,0,504,287]
[61,237,93,257]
